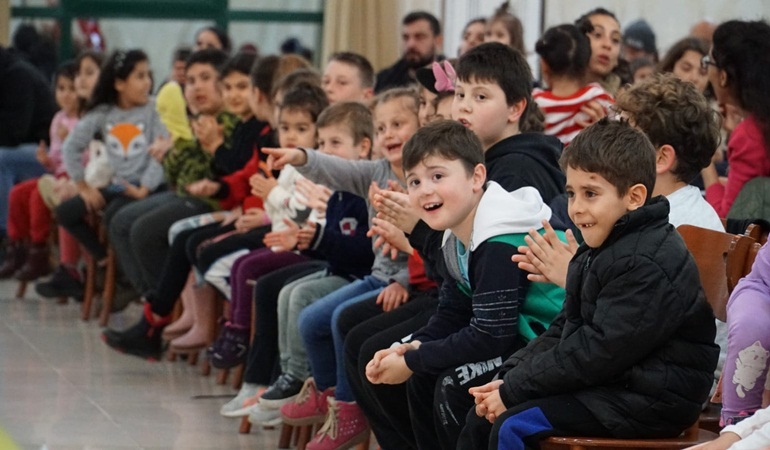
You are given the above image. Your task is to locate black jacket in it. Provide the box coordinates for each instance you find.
[497,197,719,438]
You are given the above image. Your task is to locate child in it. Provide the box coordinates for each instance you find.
[262,87,417,449]
[365,120,565,450]
[322,52,375,104]
[55,49,168,264]
[575,8,622,95]
[0,62,79,280]
[459,119,719,450]
[415,60,456,124]
[533,23,614,145]
[485,2,525,55]
[658,37,711,96]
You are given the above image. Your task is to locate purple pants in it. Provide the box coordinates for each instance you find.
[229,249,309,329]
[723,242,770,425]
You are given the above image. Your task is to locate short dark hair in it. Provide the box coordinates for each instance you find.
[317,101,373,146]
[250,55,280,94]
[328,52,375,89]
[560,118,656,199]
[616,73,720,184]
[403,120,484,175]
[172,46,192,63]
[273,68,322,100]
[403,11,441,36]
[220,52,258,79]
[185,48,228,72]
[54,60,78,84]
[456,42,532,121]
[280,82,329,123]
[536,23,592,79]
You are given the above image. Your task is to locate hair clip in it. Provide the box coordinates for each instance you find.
[114,51,127,72]
[432,61,456,93]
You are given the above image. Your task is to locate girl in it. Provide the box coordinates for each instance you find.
[194,26,232,54]
[55,49,168,264]
[459,18,486,56]
[702,20,770,217]
[575,8,622,95]
[658,37,711,96]
[533,23,614,145]
[0,62,79,280]
[484,2,525,56]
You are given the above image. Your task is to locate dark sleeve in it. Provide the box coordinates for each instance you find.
[498,255,689,407]
[0,65,35,146]
[314,195,374,274]
[404,241,523,375]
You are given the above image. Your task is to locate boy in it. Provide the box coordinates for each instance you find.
[365,120,565,450]
[322,52,375,104]
[459,119,719,450]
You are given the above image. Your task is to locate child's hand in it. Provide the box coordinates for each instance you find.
[77,182,105,212]
[220,207,243,227]
[296,178,331,213]
[368,217,413,258]
[683,432,741,450]
[372,352,414,385]
[262,217,299,251]
[186,178,221,197]
[376,282,409,312]
[296,221,317,250]
[234,208,267,233]
[469,379,505,421]
[375,190,420,234]
[250,173,278,199]
[56,123,70,142]
[192,114,224,154]
[148,135,173,162]
[36,140,51,168]
[575,100,607,128]
[511,220,576,289]
[122,183,149,200]
[367,341,421,382]
[263,147,308,170]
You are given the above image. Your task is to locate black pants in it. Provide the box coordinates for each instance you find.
[342,293,438,450]
[193,224,270,275]
[458,394,611,450]
[243,260,326,385]
[56,189,133,260]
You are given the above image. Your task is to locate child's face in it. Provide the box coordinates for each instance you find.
[452,77,519,150]
[460,21,486,55]
[322,60,370,104]
[673,50,709,94]
[586,14,621,79]
[171,59,187,85]
[55,75,79,115]
[278,108,316,148]
[318,124,368,160]
[418,86,437,127]
[374,98,420,169]
[432,96,454,122]
[115,60,152,108]
[75,56,100,100]
[185,63,223,115]
[406,155,485,235]
[221,71,253,120]
[565,167,639,248]
[485,20,511,47]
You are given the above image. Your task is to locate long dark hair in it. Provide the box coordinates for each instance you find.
[87,49,148,111]
[712,20,770,152]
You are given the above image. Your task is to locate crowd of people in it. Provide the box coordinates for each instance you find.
[3,3,770,450]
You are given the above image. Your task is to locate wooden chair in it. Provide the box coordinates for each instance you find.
[81,215,116,323]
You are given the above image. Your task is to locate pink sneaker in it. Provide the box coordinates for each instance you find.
[281,378,335,426]
[306,398,370,450]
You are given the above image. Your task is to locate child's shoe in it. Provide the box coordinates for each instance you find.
[35,264,84,299]
[102,303,170,360]
[281,378,335,426]
[220,383,263,417]
[14,242,51,281]
[247,402,283,427]
[0,241,26,278]
[306,398,370,450]
[208,322,250,369]
[259,373,305,408]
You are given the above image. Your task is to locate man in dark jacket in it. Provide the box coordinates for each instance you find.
[459,119,719,450]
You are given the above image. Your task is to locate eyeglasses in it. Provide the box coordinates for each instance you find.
[701,54,718,70]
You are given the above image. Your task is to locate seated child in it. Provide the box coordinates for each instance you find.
[322,52,375,104]
[687,395,770,449]
[459,118,719,450]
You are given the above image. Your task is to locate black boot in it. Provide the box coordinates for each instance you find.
[15,243,51,281]
[0,241,27,278]
[102,303,171,361]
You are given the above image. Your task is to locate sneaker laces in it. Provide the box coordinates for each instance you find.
[295,378,317,405]
[315,398,340,441]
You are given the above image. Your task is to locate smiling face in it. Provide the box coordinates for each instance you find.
[221,71,253,120]
[452,77,521,150]
[565,167,638,248]
[115,60,152,109]
[184,62,223,115]
[586,14,621,81]
[406,155,485,242]
[374,98,420,170]
[673,49,709,94]
[75,56,100,101]
[318,123,369,160]
[278,108,316,149]
[322,60,370,104]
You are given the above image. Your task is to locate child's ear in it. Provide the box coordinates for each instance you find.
[626,183,648,210]
[655,144,677,175]
[359,137,372,159]
[115,79,126,95]
[362,87,374,100]
[472,163,487,191]
[506,98,527,125]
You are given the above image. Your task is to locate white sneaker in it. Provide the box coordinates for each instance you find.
[248,403,283,427]
[220,383,260,417]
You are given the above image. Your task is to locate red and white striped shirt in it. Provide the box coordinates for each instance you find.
[533,83,615,145]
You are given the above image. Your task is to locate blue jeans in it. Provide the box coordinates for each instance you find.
[0,143,45,234]
[298,275,386,401]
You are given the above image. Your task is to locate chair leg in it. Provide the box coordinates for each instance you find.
[15,280,27,299]
[296,424,314,450]
[216,368,229,385]
[201,355,211,376]
[231,363,244,390]
[98,245,116,326]
[278,423,295,449]
[239,416,252,434]
[354,435,370,450]
[81,254,96,321]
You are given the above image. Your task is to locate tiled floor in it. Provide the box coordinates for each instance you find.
[0,279,278,449]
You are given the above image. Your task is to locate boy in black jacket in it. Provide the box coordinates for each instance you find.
[459,119,719,450]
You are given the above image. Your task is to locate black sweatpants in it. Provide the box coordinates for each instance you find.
[458,394,612,450]
[243,260,326,385]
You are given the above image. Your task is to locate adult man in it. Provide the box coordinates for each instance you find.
[375,11,443,93]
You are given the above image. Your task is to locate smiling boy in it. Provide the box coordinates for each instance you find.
[459,119,719,450]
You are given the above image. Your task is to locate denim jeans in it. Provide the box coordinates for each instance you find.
[0,143,45,234]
